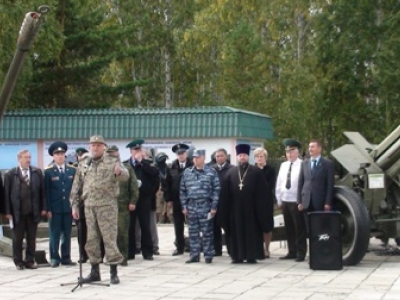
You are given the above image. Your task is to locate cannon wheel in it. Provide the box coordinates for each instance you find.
[333,185,370,265]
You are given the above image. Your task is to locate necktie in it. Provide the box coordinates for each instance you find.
[59,167,64,174]
[180,163,184,169]
[311,159,317,175]
[285,163,292,189]
[22,169,29,185]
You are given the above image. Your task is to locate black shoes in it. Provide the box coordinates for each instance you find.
[153,250,160,255]
[81,264,101,283]
[143,256,154,261]
[205,258,212,264]
[247,259,257,264]
[51,262,60,268]
[16,264,24,270]
[279,254,296,260]
[231,259,243,264]
[110,265,120,284]
[295,257,305,262]
[25,263,37,269]
[172,249,184,256]
[62,261,77,266]
[185,257,200,264]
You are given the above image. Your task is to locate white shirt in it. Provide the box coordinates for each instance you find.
[275,158,302,205]
[56,164,65,173]
[19,166,30,180]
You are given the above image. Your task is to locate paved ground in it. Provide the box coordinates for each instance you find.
[0,224,400,300]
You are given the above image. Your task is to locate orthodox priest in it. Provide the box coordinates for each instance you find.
[219,144,271,264]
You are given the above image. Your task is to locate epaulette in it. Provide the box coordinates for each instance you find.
[122,159,129,164]
[45,165,53,170]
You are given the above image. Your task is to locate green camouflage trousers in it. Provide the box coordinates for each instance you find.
[85,204,123,265]
[117,209,130,259]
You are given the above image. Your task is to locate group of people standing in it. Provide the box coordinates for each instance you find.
[0,134,335,285]
[175,138,334,265]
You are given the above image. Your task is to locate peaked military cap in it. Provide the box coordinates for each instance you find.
[126,138,145,150]
[107,145,119,152]
[235,144,251,156]
[172,143,189,154]
[89,135,106,145]
[75,147,88,156]
[283,138,301,150]
[48,141,68,156]
[192,149,206,157]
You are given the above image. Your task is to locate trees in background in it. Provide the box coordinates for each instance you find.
[1,1,400,151]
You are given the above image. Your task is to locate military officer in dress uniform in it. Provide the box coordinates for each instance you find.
[45,141,77,267]
[180,149,220,264]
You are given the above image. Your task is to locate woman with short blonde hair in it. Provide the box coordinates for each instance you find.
[254,147,276,259]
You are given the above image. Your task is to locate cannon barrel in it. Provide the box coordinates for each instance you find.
[373,125,400,174]
[0,5,50,122]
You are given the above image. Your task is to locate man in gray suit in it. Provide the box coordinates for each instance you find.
[297,139,335,261]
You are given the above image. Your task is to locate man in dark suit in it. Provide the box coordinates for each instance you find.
[4,150,47,270]
[126,139,159,260]
[297,139,335,260]
[45,141,77,267]
[212,148,233,256]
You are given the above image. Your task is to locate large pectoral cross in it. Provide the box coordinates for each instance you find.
[239,182,244,191]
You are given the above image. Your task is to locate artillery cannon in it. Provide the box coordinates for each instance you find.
[0,6,50,260]
[331,125,400,265]
[0,5,50,121]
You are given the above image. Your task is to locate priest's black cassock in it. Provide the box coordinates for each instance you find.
[219,163,271,262]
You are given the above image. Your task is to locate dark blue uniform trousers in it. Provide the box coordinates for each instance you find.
[187,200,214,260]
[49,212,73,264]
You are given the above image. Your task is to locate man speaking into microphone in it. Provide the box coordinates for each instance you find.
[70,135,129,285]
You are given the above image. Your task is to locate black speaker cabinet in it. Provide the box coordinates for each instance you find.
[309,211,343,270]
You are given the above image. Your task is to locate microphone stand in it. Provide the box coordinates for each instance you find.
[61,158,109,291]
[60,209,110,292]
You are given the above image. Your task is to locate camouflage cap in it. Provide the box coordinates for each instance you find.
[89,135,106,145]
[106,145,119,152]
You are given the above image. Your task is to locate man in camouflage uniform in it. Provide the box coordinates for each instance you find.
[70,135,129,285]
[107,145,139,266]
[180,149,220,264]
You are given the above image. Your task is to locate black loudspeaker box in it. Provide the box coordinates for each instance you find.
[309,211,343,270]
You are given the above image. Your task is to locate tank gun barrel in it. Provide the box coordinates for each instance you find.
[0,5,50,121]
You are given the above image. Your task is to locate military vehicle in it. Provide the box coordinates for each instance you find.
[0,5,50,260]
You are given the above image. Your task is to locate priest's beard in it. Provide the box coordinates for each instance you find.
[239,161,249,176]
